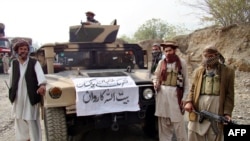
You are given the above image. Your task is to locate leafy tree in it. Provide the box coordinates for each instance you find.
[163,24,189,40]
[182,0,250,26]
[133,18,168,41]
[133,18,189,41]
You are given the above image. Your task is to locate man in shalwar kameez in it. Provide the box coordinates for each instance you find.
[153,41,189,141]
[184,45,235,141]
[2,53,10,74]
[8,40,46,141]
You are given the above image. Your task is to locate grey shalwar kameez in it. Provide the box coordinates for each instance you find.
[186,64,235,141]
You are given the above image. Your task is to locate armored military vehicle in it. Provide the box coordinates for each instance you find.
[36,23,157,140]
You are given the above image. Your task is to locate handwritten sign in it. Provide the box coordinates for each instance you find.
[72,76,139,116]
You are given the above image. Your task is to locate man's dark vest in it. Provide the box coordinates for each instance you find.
[9,58,41,105]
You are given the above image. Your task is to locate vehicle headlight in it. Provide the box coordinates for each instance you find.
[143,88,154,100]
[49,87,62,99]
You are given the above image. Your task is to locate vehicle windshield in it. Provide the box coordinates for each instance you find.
[54,50,136,69]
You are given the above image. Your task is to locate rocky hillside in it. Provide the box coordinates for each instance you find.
[139,23,250,73]
[138,24,250,124]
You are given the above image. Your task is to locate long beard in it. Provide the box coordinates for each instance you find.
[166,54,178,63]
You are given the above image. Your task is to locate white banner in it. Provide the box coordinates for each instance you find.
[72,76,139,116]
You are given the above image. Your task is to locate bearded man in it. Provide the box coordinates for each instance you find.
[153,40,189,141]
[150,43,163,74]
[8,40,46,141]
[83,11,101,25]
[184,45,235,141]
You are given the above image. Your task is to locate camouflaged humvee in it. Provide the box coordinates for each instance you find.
[36,23,157,140]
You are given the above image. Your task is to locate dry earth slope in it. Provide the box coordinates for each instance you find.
[139,23,250,124]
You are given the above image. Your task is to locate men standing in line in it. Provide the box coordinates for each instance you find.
[153,41,189,141]
[184,45,235,141]
[8,40,47,141]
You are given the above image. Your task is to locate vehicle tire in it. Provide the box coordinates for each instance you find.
[44,107,68,141]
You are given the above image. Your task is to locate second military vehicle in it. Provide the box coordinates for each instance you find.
[0,23,11,54]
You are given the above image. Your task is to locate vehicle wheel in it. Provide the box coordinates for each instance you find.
[44,107,68,141]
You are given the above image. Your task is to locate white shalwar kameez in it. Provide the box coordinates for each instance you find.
[154,59,189,141]
[9,58,46,141]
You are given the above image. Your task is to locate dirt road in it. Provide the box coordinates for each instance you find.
[0,70,250,141]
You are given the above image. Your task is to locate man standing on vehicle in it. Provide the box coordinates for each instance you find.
[153,41,189,141]
[83,11,101,25]
[184,45,235,141]
[8,40,46,141]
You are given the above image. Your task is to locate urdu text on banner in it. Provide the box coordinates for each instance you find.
[72,76,139,116]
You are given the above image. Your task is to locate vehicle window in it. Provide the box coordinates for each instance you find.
[0,40,9,48]
[55,51,91,66]
[54,50,135,69]
[96,50,135,68]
